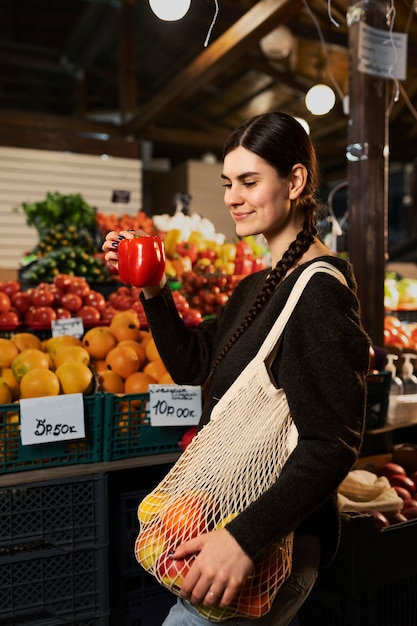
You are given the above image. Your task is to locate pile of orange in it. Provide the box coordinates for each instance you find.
[82,310,174,395]
[0,310,174,402]
[0,331,95,401]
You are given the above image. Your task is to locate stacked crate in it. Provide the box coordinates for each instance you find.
[0,473,109,625]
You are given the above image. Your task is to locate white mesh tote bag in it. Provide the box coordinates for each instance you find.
[135,261,347,622]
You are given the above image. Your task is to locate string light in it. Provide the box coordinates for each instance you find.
[305,84,336,115]
[148,0,191,21]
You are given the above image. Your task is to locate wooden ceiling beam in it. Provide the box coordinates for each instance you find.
[125,0,304,134]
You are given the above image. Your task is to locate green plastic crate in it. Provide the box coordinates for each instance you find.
[102,393,188,461]
[0,394,103,474]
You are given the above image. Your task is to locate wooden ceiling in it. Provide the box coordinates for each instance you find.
[1,0,416,183]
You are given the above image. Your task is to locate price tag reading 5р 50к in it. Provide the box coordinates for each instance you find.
[149,385,202,426]
[20,394,85,445]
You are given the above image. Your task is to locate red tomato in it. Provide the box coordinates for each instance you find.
[11,291,31,314]
[384,315,402,330]
[61,292,83,312]
[83,290,106,311]
[32,306,57,325]
[49,285,64,307]
[67,279,90,298]
[53,274,73,291]
[55,307,72,319]
[24,306,37,325]
[100,306,117,323]
[384,327,411,349]
[0,310,19,326]
[77,305,101,325]
[0,291,11,312]
[31,288,55,308]
[0,280,21,296]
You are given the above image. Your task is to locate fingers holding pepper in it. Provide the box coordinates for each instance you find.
[102,230,166,289]
[102,229,137,269]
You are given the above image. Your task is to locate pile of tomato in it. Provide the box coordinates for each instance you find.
[384,315,417,350]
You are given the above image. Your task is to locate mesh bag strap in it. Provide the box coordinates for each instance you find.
[256,260,347,362]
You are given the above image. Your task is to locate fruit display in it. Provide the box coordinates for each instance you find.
[0,308,175,402]
[383,315,417,350]
[339,461,417,530]
[385,273,417,311]
[95,210,155,237]
[20,246,111,284]
[15,191,112,283]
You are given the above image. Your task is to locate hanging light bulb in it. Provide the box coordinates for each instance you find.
[294,117,310,135]
[305,84,336,115]
[149,0,191,21]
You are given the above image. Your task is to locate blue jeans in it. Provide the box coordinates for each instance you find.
[161,533,320,626]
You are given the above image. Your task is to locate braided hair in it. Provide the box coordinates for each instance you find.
[210,112,321,373]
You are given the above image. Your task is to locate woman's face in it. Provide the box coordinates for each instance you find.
[222,146,295,240]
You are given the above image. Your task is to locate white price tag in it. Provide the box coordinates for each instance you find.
[149,385,202,426]
[20,393,86,445]
[51,317,84,338]
[358,22,407,80]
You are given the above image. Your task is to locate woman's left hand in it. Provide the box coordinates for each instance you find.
[172,528,254,608]
[102,228,137,271]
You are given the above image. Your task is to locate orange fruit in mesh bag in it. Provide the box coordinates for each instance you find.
[161,491,210,543]
[138,490,169,525]
[135,526,167,571]
[236,591,272,619]
[156,551,195,590]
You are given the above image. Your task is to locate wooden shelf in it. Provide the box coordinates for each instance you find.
[0,451,181,487]
[366,417,417,435]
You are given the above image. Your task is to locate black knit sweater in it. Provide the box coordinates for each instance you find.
[141,255,371,567]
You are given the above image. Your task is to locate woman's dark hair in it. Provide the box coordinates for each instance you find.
[209,112,321,374]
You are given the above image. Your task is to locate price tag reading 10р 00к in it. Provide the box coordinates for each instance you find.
[20,394,86,445]
[149,385,202,426]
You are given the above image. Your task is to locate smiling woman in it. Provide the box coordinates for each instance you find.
[102,111,371,626]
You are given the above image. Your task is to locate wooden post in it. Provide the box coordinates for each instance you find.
[346,0,390,346]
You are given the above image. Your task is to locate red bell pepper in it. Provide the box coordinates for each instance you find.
[175,241,198,264]
[118,235,166,287]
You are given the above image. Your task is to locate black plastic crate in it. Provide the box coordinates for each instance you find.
[365,371,391,429]
[298,573,417,626]
[0,474,107,554]
[0,545,109,622]
[119,490,145,578]
[122,584,176,626]
[318,512,417,594]
[0,613,109,625]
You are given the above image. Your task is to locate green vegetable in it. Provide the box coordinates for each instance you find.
[15,191,97,236]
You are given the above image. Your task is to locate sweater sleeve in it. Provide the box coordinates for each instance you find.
[224,273,371,563]
[140,284,220,386]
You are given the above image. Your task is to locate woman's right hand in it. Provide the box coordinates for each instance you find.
[102,229,167,297]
